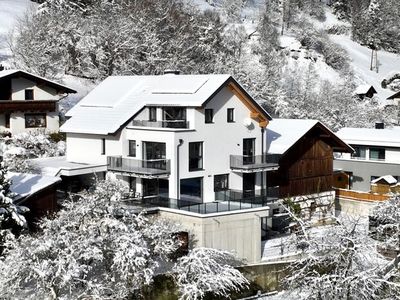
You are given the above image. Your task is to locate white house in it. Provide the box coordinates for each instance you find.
[334,125,400,191]
[0,69,76,135]
[60,72,278,203]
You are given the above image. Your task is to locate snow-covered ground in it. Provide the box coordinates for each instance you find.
[0,0,35,64]
[330,34,400,100]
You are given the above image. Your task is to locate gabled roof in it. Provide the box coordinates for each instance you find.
[387,90,400,100]
[354,85,377,95]
[61,74,271,135]
[0,69,76,94]
[266,119,353,155]
[336,127,400,147]
[371,175,397,185]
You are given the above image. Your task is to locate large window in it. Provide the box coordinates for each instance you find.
[369,147,385,161]
[149,107,157,122]
[128,140,136,157]
[25,89,34,100]
[180,177,203,202]
[214,174,229,192]
[25,113,46,128]
[351,146,366,160]
[143,141,166,169]
[227,108,235,123]
[189,142,203,171]
[205,109,213,123]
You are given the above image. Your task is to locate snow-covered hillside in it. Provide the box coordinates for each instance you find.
[0,0,35,64]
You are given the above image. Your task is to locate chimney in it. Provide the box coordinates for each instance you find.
[375,122,384,129]
[163,69,180,75]
[0,64,4,71]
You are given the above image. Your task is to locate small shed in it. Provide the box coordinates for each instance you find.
[8,172,61,227]
[370,175,397,194]
[355,85,377,99]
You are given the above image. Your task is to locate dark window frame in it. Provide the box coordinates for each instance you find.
[25,113,46,128]
[25,89,34,100]
[189,142,203,171]
[149,107,157,122]
[369,147,385,161]
[205,109,214,124]
[227,108,235,123]
[101,138,106,155]
[351,145,366,159]
[214,174,229,192]
[128,140,136,157]
[5,113,10,128]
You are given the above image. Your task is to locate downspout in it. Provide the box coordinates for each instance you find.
[261,127,265,197]
[177,139,184,200]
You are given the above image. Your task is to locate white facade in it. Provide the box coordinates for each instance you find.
[65,84,270,202]
[0,70,75,135]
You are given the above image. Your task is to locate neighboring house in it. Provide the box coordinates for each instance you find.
[8,172,61,228]
[266,119,353,199]
[354,84,377,99]
[0,69,76,135]
[334,125,400,192]
[387,90,400,105]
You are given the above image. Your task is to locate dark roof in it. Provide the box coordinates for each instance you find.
[387,90,400,100]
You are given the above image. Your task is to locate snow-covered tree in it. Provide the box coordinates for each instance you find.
[0,179,249,299]
[282,214,400,299]
[174,247,249,300]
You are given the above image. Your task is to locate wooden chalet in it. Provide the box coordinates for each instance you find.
[266,119,353,198]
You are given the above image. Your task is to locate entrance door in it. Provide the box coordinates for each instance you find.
[243,138,255,165]
[243,173,255,198]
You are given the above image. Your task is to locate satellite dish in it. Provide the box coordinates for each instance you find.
[243,118,252,127]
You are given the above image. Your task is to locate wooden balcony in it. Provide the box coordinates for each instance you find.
[0,100,57,113]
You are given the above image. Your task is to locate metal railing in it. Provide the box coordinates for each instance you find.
[107,156,171,176]
[230,154,281,170]
[131,120,189,129]
[126,194,275,215]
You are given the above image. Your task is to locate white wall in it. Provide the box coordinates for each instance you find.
[159,207,269,263]
[11,77,58,100]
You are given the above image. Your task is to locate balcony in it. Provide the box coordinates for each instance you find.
[131,120,189,129]
[230,154,280,172]
[107,156,170,178]
[0,100,57,112]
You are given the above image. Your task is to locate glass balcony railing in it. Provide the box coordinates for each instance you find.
[230,154,281,171]
[131,120,189,129]
[107,156,170,176]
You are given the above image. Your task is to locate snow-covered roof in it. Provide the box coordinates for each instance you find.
[7,172,61,200]
[387,90,400,100]
[354,84,376,95]
[336,127,400,148]
[266,118,352,155]
[31,156,107,177]
[61,74,271,135]
[0,69,76,94]
[371,175,397,185]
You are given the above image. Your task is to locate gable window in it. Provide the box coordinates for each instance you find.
[149,107,157,122]
[205,109,213,123]
[101,138,106,155]
[128,140,136,157]
[227,108,235,123]
[25,113,46,128]
[369,147,385,161]
[351,146,366,160]
[214,174,229,192]
[163,107,186,128]
[5,113,10,128]
[189,142,203,171]
[25,89,34,100]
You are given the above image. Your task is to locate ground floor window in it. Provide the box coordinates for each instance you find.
[25,113,46,128]
[214,174,229,192]
[180,177,202,202]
